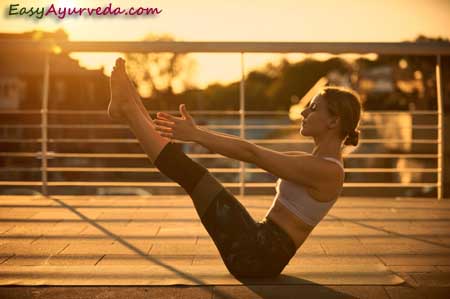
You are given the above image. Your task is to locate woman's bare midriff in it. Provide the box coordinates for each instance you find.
[266,199,314,249]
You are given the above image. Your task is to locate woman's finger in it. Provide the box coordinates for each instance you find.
[179,104,193,120]
[155,115,171,122]
[155,125,172,133]
[154,119,175,127]
[157,112,178,122]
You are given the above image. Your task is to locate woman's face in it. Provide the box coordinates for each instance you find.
[299,95,336,138]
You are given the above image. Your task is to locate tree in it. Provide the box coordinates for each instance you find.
[125,33,196,101]
[265,58,350,110]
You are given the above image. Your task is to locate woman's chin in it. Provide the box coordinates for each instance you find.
[299,128,310,137]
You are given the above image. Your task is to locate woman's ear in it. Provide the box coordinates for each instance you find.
[328,116,340,129]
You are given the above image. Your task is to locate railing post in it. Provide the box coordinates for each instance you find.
[41,53,50,196]
[436,55,443,200]
[239,53,246,196]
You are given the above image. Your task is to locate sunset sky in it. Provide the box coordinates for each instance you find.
[1,0,449,88]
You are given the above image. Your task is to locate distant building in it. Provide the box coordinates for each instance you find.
[0,30,111,186]
[0,29,108,110]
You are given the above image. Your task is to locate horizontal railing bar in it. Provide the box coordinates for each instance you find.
[0,152,39,157]
[342,168,439,173]
[0,110,43,115]
[0,124,441,130]
[0,152,440,159]
[343,183,439,187]
[0,109,440,116]
[0,167,440,173]
[0,181,439,188]
[0,138,441,144]
[2,40,450,55]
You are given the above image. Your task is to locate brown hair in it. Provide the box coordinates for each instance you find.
[319,86,362,146]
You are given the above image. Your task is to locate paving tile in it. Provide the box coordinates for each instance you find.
[0,209,39,219]
[296,243,326,255]
[357,236,446,245]
[359,243,442,255]
[98,254,194,266]
[2,254,54,266]
[389,265,438,273]
[105,240,153,254]
[409,272,450,286]
[377,253,450,266]
[69,208,104,219]
[320,243,372,256]
[28,211,82,220]
[0,230,43,245]
[150,243,218,255]
[0,224,14,234]
[80,224,160,240]
[384,285,426,299]
[0,238,38,248]
[0,254,14,264]
[0,241,68,256]
[96,210,140,220]
[58,240,116,255]
[0,239,70,265]
[30,237,72,249]
[385,286,450,299]
[157,225,208,237]
[192,256,222,265]
[2,223,57,236]
[396,272,421,287]
[47,254,104,266]
[151,236,199,244]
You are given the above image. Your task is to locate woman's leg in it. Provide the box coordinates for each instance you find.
[109,59,279,277]
[108,58,169,163]
[154,142,277,277]
[155,143,296,277]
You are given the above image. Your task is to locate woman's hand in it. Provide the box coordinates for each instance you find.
[154,104,198,142]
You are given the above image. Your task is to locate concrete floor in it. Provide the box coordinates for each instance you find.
[0,195,449,298]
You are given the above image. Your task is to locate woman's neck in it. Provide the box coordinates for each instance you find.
[312,135,343,158]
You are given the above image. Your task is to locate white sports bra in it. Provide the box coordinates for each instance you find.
[271,157,344,227]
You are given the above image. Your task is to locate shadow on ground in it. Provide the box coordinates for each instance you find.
[0,280,358,299]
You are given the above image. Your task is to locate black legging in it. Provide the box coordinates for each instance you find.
[154,142,297,278]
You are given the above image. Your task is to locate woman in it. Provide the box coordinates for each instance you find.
[108,58,362,278]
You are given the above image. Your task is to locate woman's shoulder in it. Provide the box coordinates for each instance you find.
[320,156,344,169]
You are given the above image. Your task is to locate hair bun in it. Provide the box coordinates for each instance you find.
[344,130,359,146]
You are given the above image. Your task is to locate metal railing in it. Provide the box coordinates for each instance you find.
[0,40,448,199]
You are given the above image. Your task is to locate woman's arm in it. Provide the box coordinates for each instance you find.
[154,104,256,163]
[154,105,343,190]
[194,129,342,190]
[193,126,257,163]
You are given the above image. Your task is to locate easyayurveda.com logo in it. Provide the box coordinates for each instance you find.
[8,3,163,19]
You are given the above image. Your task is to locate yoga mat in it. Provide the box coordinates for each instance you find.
[0,264,404,286]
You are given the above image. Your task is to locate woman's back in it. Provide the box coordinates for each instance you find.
[266,157,344,248]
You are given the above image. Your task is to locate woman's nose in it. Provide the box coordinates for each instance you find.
[301,109,308,118]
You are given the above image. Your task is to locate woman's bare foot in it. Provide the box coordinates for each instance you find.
[115,58,153,123]
[107,67,126,122]
[107,59,139,122]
